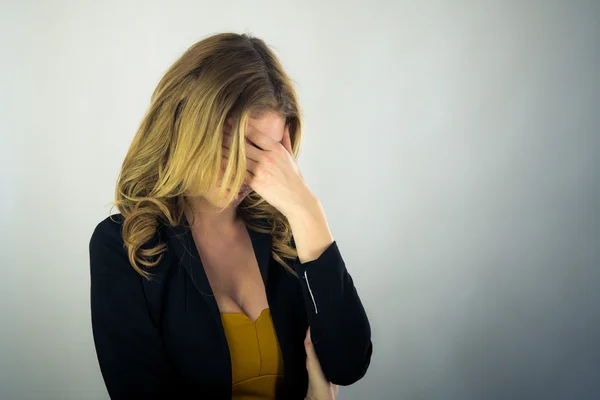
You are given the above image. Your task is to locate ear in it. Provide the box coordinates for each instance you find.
[282,124,293,155]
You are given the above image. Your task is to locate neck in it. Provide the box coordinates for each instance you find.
[183,195,242,233]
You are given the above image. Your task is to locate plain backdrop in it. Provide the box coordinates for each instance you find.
[1,1,599,399]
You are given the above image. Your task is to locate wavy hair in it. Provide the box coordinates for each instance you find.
[108,32,302,281]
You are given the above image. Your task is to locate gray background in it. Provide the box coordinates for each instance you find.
[1,0,599,399]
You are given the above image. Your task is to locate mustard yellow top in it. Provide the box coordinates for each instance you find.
[220,308,285,399]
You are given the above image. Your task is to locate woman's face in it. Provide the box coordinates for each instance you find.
[207,110,287,209]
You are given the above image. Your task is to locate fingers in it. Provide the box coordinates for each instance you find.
[220,137,257,189]
[221,143,258,175]
[304,328,326,379]
[222,122,262,176]
[222,128,261,162]
[224,118,280,152]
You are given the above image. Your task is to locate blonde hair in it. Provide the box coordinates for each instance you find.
[109,32,302,281]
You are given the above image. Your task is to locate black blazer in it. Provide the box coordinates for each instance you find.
[89,213,372,399]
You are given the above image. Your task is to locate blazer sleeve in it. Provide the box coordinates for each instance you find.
[89,219,182,399]
[292,240,373,386]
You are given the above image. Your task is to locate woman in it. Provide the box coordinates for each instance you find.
[89,32,372,400]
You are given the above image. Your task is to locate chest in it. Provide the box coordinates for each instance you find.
[190,227,269,321]
[155,223,310,398]
[156,249,310,399]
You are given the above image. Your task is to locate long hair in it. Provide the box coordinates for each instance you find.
[109,32,302,281]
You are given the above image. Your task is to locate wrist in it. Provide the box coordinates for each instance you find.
[285,190,321,222]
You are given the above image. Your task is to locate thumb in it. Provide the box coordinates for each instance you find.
[304,328,325,378]
[305,328,339,400]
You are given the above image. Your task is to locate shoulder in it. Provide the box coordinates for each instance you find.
[91,213,125,240]
[89,213,134,278]
[89,213,167,279]
[89,213,125,253]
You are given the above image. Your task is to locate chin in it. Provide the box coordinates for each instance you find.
[213,188,250,208]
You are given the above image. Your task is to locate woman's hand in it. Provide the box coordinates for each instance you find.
[222,118,315,218]
[304,327,339,400]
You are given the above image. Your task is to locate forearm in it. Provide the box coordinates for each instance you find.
[286,194,372,386]
[286,193,334,264]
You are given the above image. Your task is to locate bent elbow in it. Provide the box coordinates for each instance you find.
[323,339,373,386]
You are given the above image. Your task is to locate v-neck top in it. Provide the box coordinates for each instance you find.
[220,308,284,399]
